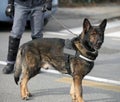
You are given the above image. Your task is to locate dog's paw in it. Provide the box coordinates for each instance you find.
[22,96,30,100]
[27,93,32,97]
[72,99,76,102]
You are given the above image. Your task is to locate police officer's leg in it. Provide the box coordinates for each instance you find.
[3,4,29,74]
[30,6,44,39]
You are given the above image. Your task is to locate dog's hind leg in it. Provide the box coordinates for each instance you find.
[70,76,84,102]
[20,72,30,100]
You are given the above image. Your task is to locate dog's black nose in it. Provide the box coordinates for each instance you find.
[97,41,102,45]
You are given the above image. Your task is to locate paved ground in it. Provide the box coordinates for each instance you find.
[0,4,120,102]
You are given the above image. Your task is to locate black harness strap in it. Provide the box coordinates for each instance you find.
[63,47,75,75]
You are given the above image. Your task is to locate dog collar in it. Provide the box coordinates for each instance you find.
[79,54,94,62]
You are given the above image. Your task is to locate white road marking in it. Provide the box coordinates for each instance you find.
[0,61,120,86]
[85,76,120,86]
[0,61,7,65]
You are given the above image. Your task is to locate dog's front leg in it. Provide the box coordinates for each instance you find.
[72,75,84,102]
[70,79,76,101]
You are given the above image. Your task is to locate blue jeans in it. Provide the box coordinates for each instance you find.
[11,3,44,39]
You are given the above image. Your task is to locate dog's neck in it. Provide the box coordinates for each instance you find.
[72,36,98,61]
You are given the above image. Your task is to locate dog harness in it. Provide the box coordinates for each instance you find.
[63,49,94,75]
[63,38,97,75]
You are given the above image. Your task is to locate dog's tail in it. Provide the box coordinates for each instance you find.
[14,47,24,85]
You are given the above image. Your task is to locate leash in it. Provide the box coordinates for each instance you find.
[50,14,78,37]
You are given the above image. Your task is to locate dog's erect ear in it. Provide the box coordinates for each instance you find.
[83,18,91,32]
[100,19,107,32]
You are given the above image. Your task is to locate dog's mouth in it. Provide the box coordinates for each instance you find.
[94,45,101,50]
[86,40,103,51]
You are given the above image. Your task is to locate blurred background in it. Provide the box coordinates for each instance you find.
[59,0,120,7]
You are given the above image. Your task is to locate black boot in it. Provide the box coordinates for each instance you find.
[3,36,20,74]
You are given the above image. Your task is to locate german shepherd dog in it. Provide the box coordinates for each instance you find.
[14,18,107,102]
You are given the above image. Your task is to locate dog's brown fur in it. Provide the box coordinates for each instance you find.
[14,18,107,102]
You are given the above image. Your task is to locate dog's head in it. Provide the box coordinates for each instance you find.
[80,18,107,51]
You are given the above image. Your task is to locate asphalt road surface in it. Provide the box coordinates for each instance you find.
[0,9,120,102]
